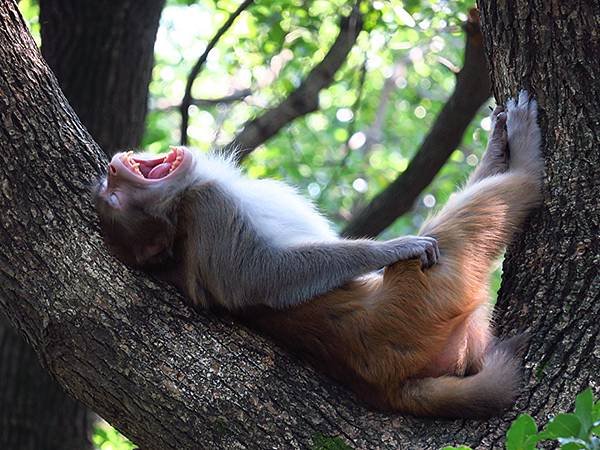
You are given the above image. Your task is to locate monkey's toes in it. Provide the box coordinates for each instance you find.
[488,112,508,148]
[506,90,537,119]
[491,105,504,119]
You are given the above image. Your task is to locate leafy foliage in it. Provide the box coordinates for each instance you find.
[147,0,492,239]
[442,388,600,450]
[93,420,137,450]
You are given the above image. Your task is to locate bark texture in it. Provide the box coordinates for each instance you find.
[0,317,92,450]
[1,1,165,446]
[39,0,165,156]
[478,0,600,424]
[0,2,598,450]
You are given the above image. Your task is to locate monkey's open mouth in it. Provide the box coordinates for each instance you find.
[119,147,185,180]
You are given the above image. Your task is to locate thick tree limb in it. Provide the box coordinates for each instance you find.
[342,9,491,238]
[0,316,93,449]
[180,0,254,146]
[1,2,598,450]
[0,3,494,448]
[40,0,165,157]
[227,3,363,160]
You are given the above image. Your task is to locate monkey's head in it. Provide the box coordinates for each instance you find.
[94,146,196,268]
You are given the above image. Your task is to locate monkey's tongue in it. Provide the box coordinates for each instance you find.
[147,162,172,179]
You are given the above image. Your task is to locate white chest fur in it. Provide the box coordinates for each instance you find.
[191,153,338,247]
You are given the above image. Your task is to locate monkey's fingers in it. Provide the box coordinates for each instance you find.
[419,236,439,269]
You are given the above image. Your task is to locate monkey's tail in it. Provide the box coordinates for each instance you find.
[394,334,527,418]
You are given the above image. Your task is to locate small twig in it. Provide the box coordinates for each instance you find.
[191,89,252,107]
[226,2,364,161]
[342,8,491,238]
[179,0,254,145]
[437,56,460,74]
[155,89,252,112]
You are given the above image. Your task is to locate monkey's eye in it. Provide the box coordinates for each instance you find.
[108,192,121,208]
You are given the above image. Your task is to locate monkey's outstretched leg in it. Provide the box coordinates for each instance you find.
[373,92,543,417]
[415,92,542,307]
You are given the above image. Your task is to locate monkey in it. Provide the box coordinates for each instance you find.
[94,91,543,418]
[95,134,440,311]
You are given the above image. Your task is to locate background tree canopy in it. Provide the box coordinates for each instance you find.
[20,0,491,238]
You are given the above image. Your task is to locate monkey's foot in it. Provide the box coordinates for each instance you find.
[480,106,509,174]
[506,90,543,176]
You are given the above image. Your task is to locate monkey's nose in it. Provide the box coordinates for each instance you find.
[108,163,117,175]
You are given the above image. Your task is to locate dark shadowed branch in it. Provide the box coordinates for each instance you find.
[156,89,251,112]
[179,0,254,145]
[226,3,363,161]
[342,9,491,238]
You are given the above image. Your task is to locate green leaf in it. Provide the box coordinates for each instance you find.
[575,388,594,435]
[506,414,538,450]
[544,414,583,440]
[311,433,353,450]
[592,398,600,422]
[558,440,586,450]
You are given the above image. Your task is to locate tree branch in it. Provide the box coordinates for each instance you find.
[0,4,522,449]
[179,0,254,145]
[226,3,363,161]
[156,89,251,112]
[342,9,491,238]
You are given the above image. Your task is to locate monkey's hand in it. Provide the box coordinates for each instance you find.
[381,235,439,268]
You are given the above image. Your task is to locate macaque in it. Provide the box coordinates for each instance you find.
[95,91,543,418]
[95,137,439,311]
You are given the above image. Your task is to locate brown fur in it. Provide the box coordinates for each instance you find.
[95,95,543,418]
[242,170,541,418]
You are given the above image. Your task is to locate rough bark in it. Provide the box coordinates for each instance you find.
[0,317,92,450]
[0,1,165,446]
[478,0,600,431]
[0,2,598,450]
[39,0,165,156]
[342,10,491,238]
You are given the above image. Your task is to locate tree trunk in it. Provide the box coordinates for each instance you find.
[0,317,92,450]
[39,0,165,156]
[0,2,165,447]
[0,2,598,450]
[477,0,600,419]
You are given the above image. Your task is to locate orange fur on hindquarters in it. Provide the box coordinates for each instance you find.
[95,92,543,418]
[246,170,541,417]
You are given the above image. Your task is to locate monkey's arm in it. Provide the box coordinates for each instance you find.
[187,183,438,310]
[250,237,438,309]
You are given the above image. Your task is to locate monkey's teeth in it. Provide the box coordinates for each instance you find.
[169,156,183,173]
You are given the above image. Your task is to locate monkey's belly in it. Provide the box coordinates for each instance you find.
[417,323,471,378]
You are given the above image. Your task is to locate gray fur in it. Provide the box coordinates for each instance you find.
[178,183,439,310]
